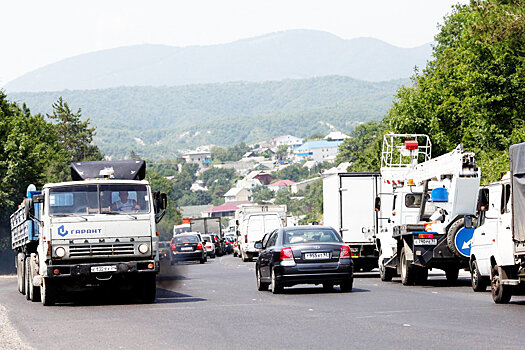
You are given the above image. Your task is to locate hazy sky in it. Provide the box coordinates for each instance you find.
[0,0,469,87]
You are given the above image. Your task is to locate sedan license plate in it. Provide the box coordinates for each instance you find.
[91,265,117,273]
[181,247,193,251]
[414,238,437,245]
[304,252,330,260]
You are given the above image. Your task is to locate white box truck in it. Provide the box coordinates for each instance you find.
[235,204,286,262]
[11,160,166,305]
[323,173,380,272]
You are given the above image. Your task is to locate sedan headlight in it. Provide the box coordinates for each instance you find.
[55,246,66,258]
[138,243,149,254]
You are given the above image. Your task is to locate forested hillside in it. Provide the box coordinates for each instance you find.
[10,76,405,159]
[4,30,430,92]
[337,0,525,184]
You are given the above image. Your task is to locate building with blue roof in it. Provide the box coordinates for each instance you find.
[294,140,343,162]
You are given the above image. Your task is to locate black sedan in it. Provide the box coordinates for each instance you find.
[255,226,353,294]
[170,234,207,264]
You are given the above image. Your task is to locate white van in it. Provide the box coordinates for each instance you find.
[239,213,283,262]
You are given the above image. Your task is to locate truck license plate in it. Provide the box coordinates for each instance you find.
[304,252,330,259]
[414,238,437,245]
[91,265,117,273]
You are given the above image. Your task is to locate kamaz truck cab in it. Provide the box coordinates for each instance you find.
[11,160,166,305]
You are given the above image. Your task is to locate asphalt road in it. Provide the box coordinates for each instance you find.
[1,255,524,350]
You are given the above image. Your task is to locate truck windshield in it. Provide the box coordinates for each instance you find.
[49,184,150,216]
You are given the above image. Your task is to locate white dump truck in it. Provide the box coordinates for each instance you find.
[377,134,480,285]
[323,173,380,272]
[470,143,525,303]
[236,204,286,262]
[11,160,166,305]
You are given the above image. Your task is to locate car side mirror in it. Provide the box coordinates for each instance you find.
[254,242,263,250]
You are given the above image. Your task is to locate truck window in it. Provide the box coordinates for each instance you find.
[501,184,511,214]
[49,185,98,215]
[100,184,150,213]
[405,193,422,208]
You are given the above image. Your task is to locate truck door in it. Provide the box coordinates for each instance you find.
[339,175,378,244]
[475,185,501,269]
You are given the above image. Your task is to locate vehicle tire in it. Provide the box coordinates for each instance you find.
[40,278,56,306]
[25,258,31,301]
[446,218,467,258]
[340,279,353,292]
[400,247,415,286]
[322,283,333,291]
[233,252,237,257]
[27,255,40,302]
[379,261,393,282]
[256,268,269,291]
[242,251,248,262]
[17,253,25,294]
[139,273,157,304]
[200,257,206,264]
[471,259,488,292]
[491,264,512,304]
[445,267,459,284]
[270,268,283,294]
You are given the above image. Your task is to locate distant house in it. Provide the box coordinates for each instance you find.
[268,179,296,192]
[291,177,321,194]
[242,151,258,158]
[246,170,276,186]
[224,187,251,202]
[295,140,343,162]
[271,135,303,148]
[183,149,212,168]
[236,177,263,190]
[202,201,251,218]
[324,131,349,141]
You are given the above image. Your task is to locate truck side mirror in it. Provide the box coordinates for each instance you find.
[374,197,381,211]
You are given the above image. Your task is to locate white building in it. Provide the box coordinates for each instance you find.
[183,150,212,168]
[223,187,251,202]
[236,177,262,190]
[295,140,343,163]
[324,131,349,141]
[271,135,303,148]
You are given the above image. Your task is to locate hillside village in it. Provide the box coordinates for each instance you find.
[166,131,351,224]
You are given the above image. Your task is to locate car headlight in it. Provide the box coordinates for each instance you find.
[138,243,149,254]
[55,246,66,258]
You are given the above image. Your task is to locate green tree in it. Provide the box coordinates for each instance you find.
[388,0,525,183]
[47,97,103,163]
[252,187,274,204]
[275,145,289,161]
[272,164,309,182]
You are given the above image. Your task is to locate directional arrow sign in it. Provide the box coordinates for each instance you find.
[455,227,475,257]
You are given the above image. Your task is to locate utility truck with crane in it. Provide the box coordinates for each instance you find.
[376,134,480,285]
[11,160,167,305]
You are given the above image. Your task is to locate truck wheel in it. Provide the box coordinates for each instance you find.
[471,259,488,292]
[446,218,466,258]
[139,274,157,304]
[17,253,26,294]
[40,278,57,306]
[242,251,248,262]
[25,258,31,301]
[400,247,415,286]
[379,261,393,282]
[445,267,459,284]
[491,265,512,304]
[256,268,269,291]
[28,255,40,302]
[270,268,283,294]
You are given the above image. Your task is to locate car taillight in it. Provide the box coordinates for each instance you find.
[279,247,296,266]
[234,242,237,247]
[340,245,351,258]
[245,235,248,243]
[171,244,177,251]
[197,243,203,250]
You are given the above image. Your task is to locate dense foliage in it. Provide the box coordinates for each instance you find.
[211,143,251,163]
[338,0,525,183]
[9,76,404,159]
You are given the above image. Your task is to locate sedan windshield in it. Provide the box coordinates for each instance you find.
[49,184,150,216]
[283,229,342,245]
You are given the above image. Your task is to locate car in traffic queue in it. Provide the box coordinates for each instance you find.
[170,233,207,264]
[201,234,217,258]
[224,235,235,254]
[210,234,225,256]
[255,226,353,294]
[233,235,241,257]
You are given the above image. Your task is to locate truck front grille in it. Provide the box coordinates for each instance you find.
[69,242,135,258]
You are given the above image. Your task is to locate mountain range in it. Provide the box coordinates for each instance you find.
[4,30,431,92]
